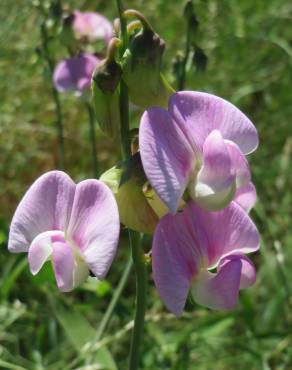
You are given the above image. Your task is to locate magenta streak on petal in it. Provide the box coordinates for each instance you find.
[185,202,260,269]
[153,201,259,314]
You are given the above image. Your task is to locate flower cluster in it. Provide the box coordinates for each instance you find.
[8,7,260,318]
[53,10,113,95]
[138,91,260,316]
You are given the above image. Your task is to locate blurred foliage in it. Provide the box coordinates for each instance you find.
[0,0,292,369]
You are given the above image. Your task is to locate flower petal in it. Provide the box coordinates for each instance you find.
[67,180,120,279]
[185,202,260,267]
[139,107,194,214]
[225,140,251,188]
[218,254,256,289]
[53,54,99,93]
[152,201,259,315]
[169,91,258,155]
[52,241,89,292]
[234,182,257,213]
[152,212,201,317]
[73,11,113,43]
[28,230,64,275]
[189,130,236,211]
[191,257,242,310]
[8,171,75,253]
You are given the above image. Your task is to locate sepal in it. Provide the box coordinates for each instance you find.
[100,153,159,234]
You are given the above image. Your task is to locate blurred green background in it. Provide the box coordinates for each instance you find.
[1,0,292,369]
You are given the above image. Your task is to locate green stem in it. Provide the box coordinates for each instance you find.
[95,256,133,341]
[178,14,192,90]
[85,102,99,178]
[116,0,130,158]
[40,22,65,170]
[115,1,148,369]
[120,80,131,158]
[116,0,128,49]
[128,231,147,370]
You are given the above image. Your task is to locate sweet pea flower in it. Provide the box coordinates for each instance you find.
[73,10,113,44]
[53,53,99,94]
[152,201,260,316]
[139,91,259,213]
[8,171,120,292]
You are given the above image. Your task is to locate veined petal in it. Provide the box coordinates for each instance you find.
[225,140,251,188]
[53,54,99,93]
[189,130,236,211]
[169,91,258,155]
[234,182,257,213]
[185,202,260,267]
[218,254,256,289]
[67,180,119,279]
[139,107,194,214]
[8,171,75,253]
[153,201,259,315]
[28,230,64,275]
[152,213,199,316]
[191,257,242,310]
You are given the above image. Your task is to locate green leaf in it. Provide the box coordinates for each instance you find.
[55,306,117,370]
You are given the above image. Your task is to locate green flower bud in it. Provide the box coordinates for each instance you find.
[91,38,122,138]
[100,153,159,234]
[122,10,174,109]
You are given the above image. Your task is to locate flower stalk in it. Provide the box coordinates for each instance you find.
[40,21,65,170]
[85,102,99,178]
[116,1,148,369]
[128,231,147,370]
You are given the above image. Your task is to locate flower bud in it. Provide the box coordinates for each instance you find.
[122,10,174,109]
[91,38,121,138]
[100,153,159,234]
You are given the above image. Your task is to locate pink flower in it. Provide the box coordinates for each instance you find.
[152,201,260,316]
[72,10,113,44]
[53,53,99,94]
[139,91,258,213]
[8,171,120,292]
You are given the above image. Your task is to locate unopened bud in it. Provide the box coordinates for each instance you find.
[122,10,174,109]
[91,38,122,138]
[100,153,159,234]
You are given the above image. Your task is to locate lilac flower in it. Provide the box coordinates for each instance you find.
[53,53,99,94]
[72,10,113,44]
[152,201,260,316]
[8,171,120,292]
[139,91,259,213]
